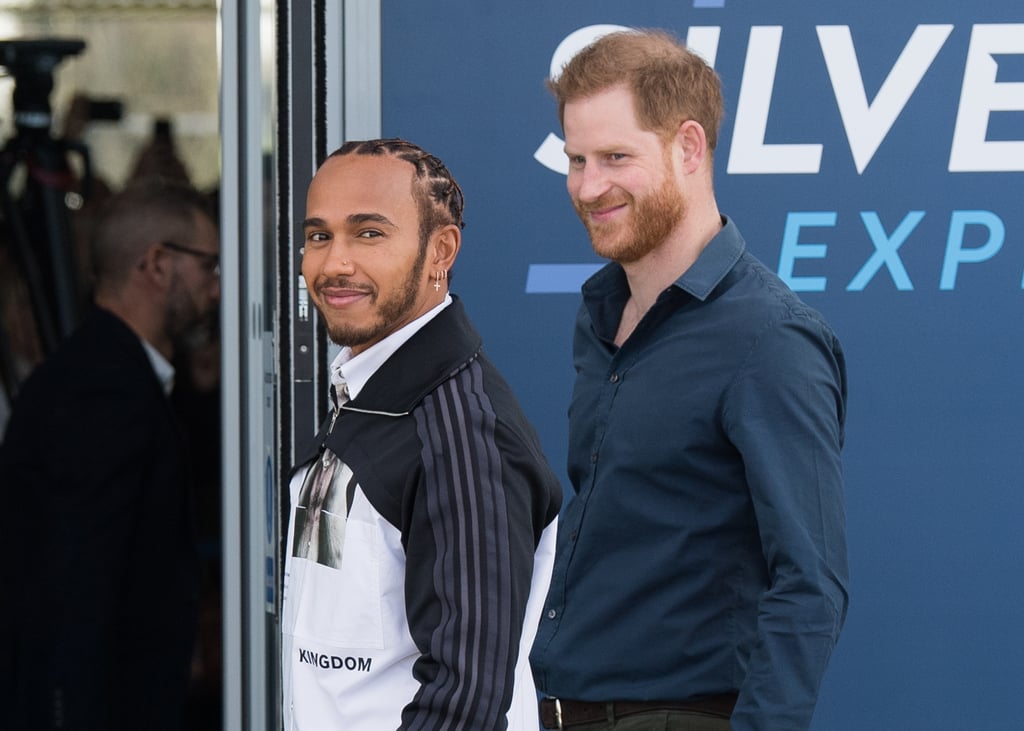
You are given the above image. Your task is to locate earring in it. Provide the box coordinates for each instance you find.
[433,269,447,292]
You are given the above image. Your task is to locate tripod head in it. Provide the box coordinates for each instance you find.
[0,38,85,136]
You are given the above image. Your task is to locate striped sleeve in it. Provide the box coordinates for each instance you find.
[402,360,536,731]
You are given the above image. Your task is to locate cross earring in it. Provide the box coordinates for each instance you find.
[433,269,447,292]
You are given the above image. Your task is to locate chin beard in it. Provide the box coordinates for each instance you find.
[320,242,427,349]
[577,177,686,264]
[172,309,218,356]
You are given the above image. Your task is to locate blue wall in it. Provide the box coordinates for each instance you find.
[381,3,1024,727]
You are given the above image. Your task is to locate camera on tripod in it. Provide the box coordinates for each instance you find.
[0,39,86,134]
[0,37,113,408]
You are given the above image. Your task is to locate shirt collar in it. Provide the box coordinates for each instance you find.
[329,294,452,402]
[583,215,745,304]
[580,216,745,343]
[140,338,175,396]
[671,215,745,300]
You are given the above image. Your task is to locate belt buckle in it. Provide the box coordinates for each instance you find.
[549,697,563,730]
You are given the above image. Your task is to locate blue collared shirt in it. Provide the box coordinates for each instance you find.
[531,217,849,731]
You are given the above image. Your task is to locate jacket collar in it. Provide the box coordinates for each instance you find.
[341,295,481,417]
[294,296,482,471]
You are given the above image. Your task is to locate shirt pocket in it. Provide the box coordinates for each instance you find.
[292,517,386,649]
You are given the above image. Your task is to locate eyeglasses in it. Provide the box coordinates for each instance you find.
[162,241,220,276]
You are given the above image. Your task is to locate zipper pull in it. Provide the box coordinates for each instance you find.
[319,379,346,467]
[321,406,340,468]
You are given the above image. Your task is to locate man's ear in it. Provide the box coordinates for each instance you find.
[676,119,708,175]
[431,224,462,271]
[138,242,172,287]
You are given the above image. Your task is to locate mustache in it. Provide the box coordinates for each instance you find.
[574,194,630,214]
[315,277,375,294]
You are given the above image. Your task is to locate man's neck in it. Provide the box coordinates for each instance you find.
[332,294,452,402]
[94,290,173,361]
[613,206,723,346]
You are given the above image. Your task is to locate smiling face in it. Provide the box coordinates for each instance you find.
[563,84,687,264]
[302,153,447,355]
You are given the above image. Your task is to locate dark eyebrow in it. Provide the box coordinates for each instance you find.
[301,213,396,229]
[347,212,395,227]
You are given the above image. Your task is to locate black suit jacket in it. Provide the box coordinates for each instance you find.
[0,307,199,731]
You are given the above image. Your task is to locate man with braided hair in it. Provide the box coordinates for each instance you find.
[281,138,561,730]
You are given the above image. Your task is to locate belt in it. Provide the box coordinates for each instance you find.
[539,694,737,730]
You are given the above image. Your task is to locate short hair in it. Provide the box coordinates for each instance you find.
[328,138,465,245]
[547,29,724,152]
[90,178,213,291]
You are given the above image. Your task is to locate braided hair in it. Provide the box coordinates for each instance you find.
[328,138,465,247]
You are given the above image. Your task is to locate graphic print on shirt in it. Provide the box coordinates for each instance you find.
[291,452,356,569]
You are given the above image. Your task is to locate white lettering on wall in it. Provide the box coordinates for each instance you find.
[819,25,953,174]
[727,26,823,174]
[949,24,1024,172]
[536,22,1024,176]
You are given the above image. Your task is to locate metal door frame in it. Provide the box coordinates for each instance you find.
[219,2,380,729]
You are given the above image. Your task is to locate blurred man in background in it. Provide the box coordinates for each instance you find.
[0,178,220,731]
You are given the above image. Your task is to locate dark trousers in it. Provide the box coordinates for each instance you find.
[563,707,732,731]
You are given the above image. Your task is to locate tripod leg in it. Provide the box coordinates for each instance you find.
[1,166,61,357]
[0,314,21,408]
[32,143,83,339]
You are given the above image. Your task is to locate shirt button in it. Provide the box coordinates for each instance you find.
[590,452,598,463]
[547,609,557,619]
[609,372,619,383]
